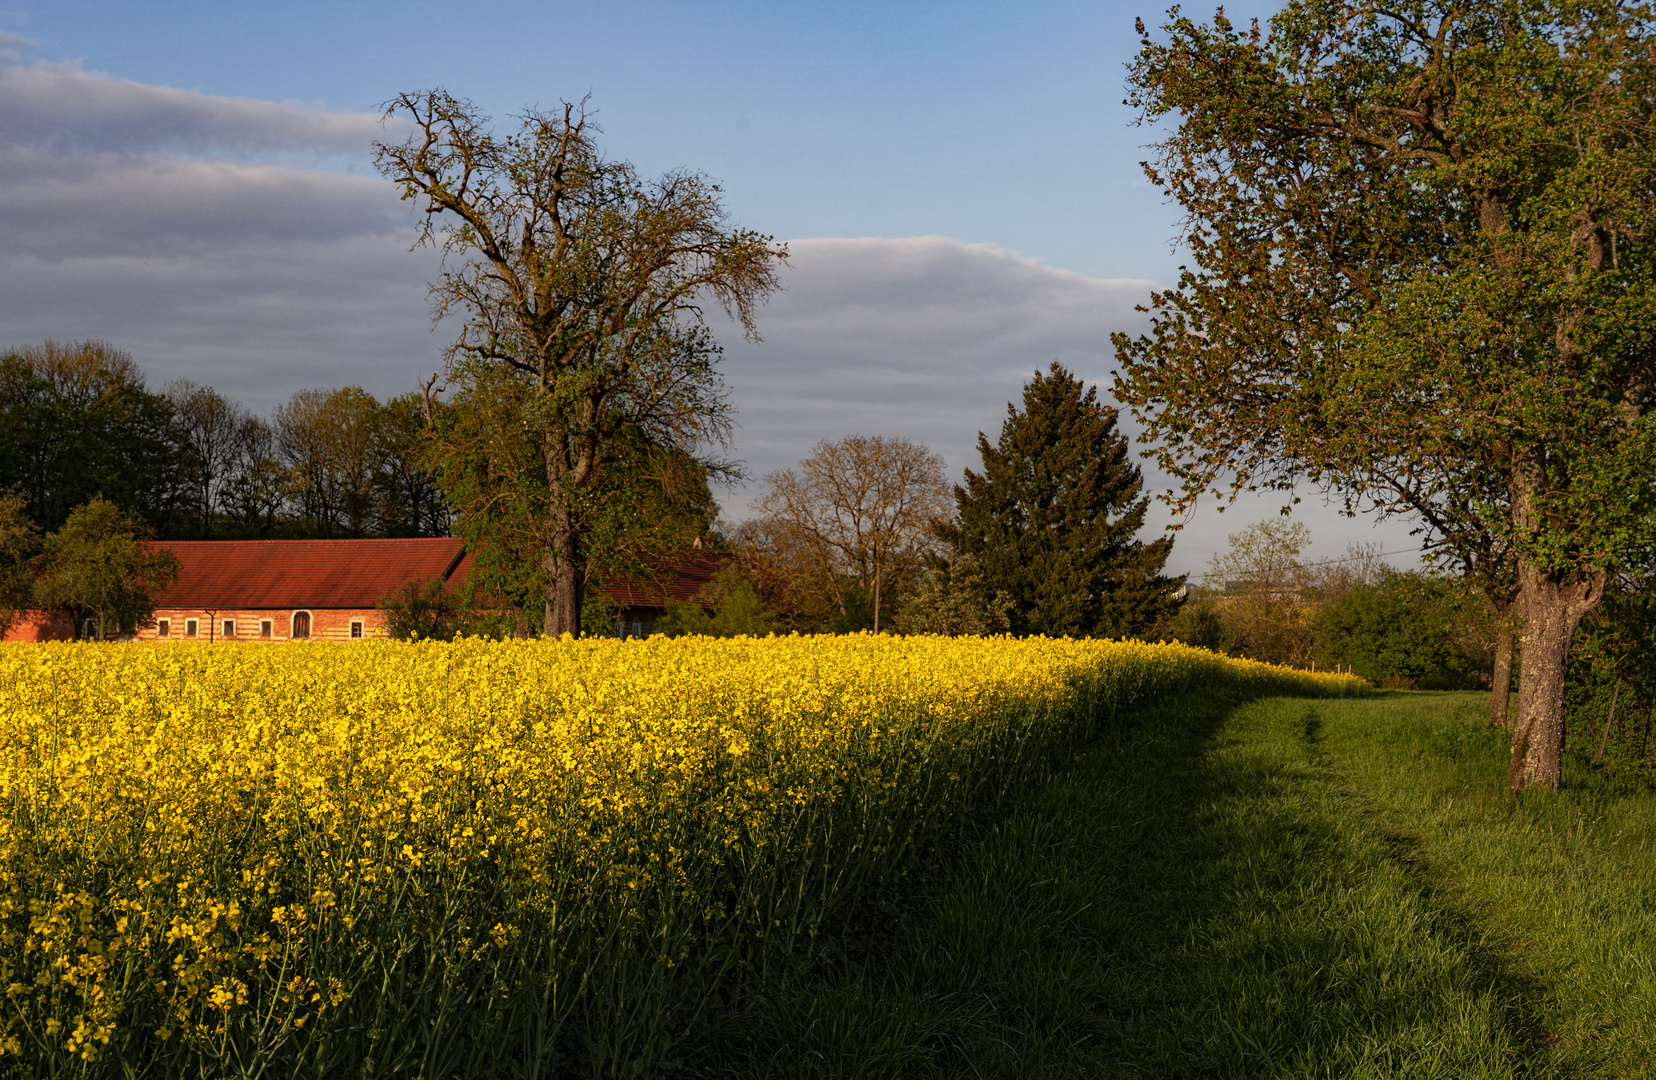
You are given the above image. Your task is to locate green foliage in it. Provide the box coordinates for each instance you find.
[941,362,1184,639]
[827,586,875,634]
[376,576,466,642]
[1160,596,1233,654]
[892,554,1013,636]
[0,342,187,535]
[35,495,179,638]
[1113,0,1656,785]
[660,565,780,638]
[1566,581,1656,779]
[1313,571,1483,690]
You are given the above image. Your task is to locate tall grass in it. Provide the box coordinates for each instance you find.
[0,635,1354,1077]
[703,692,1656,1078]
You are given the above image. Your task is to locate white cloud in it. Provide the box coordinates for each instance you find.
[0,59,442,407]
[0,60,398,158]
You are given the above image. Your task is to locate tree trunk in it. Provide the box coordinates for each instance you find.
[1489,626,1516,729]
[1508,566,1602,791]
[543,499,582,638]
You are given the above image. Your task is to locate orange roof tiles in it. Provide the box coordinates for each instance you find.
[154,539,467,610]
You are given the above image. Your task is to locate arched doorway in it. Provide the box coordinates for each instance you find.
[292,611,311,639]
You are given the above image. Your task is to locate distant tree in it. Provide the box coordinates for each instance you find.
[755,436,952,633]
[1160,597,1232,654]
[219,415,291,539]
[941,363,1183,639]
[167,379,249,539]
[892,553,1013,636]
[1203,520,1315,666]
[375,89,786,636]
[1115,2,1656,789]
[0,486,41,639]
[372,392,450,538]
[659,564,780,637]
[0,341,186,534]
[276,386,382,539]
[36,496,179,639]
[1314,570,1482,689]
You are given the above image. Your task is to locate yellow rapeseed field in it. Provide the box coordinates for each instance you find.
[0,634,1360,1077]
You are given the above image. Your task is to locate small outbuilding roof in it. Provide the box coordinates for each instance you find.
[154,539,470,610]
[598,551,732,610]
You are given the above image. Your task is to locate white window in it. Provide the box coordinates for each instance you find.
[185,619,198,638]
[350,620,363,639]
[260,620,272,639]
[157,619,170,638]
[223,620,235,638]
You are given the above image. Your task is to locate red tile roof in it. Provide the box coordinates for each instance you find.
[154,539,467,609]
[598,551,733,610]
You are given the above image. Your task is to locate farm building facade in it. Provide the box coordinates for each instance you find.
[3,538,732,642]
[141,538,473,643]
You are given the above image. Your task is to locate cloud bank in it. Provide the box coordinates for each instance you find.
[0,59,1420,576]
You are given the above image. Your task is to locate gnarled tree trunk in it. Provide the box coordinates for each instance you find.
[1508,567,1603,790]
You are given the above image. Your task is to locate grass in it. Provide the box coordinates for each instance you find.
[691,690,1656,1078]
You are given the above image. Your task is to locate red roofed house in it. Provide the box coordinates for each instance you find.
[137,538,472,643]
[2,537,736,643]
[599,549,732,639]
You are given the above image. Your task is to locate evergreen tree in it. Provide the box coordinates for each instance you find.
[941,363,1183,638]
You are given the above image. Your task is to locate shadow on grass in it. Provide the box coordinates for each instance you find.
[690,690,1565,1079]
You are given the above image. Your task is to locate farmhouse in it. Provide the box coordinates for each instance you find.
[2,537,738,643]
[136,538,473,643]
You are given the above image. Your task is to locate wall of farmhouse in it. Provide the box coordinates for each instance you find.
[137,608,391,643]
[1,610,76,642]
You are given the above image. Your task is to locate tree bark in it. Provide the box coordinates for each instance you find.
[1508,566,1602,791]
[1489,625,1516,729]
[543,493,581,638]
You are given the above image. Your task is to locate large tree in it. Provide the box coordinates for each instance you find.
[1115,1,1656,789]
[754,435,952,633]
[35,496,179,640]
[375,91,785,636]
[941,363,1183,639]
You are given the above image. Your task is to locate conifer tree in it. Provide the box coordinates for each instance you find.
[941,363,1182,638]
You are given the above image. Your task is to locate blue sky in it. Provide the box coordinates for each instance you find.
[0,1,1425,576]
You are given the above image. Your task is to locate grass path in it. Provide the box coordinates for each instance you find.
[695,691,1656,1078]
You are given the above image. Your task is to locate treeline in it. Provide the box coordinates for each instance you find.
[654,363,1186,641]
[0,340,449,541]
[1161,519,1497,689]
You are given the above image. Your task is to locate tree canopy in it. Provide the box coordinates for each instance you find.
[942,363,1183,638]
[374,90,786,636]
[753,435,951,633]
[1115,0,1656,788]
[35,496,179,639]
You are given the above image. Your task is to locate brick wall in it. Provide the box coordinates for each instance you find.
[138,608,390,643]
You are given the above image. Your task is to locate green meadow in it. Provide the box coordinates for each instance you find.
[699,691,1656,1079]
